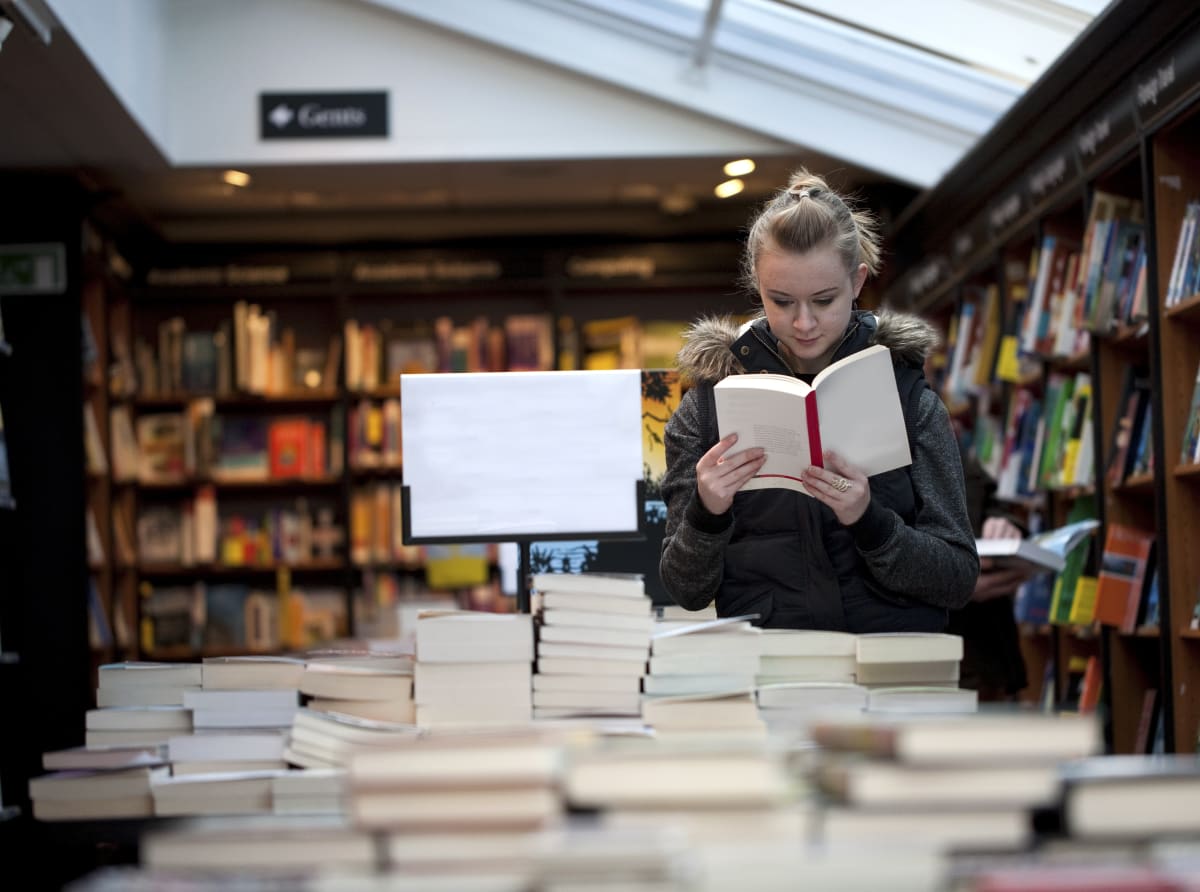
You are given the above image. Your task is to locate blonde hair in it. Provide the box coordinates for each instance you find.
[740,169,882,297]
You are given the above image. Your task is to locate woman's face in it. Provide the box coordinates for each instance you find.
[757,241,868,374]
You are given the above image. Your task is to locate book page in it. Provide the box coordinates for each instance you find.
[713,374,814,494]
[813,345,912,477]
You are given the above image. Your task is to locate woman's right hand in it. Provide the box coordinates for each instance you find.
[696,433,766,515]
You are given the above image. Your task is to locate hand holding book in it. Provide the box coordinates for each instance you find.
[697,433,766,515]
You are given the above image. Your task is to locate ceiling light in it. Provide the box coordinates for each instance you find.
[714,178,745,199]
[723,159,755,177]
[222,170,251,188]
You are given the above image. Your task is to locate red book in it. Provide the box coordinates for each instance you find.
[1092,523,1155,633]
[268,418,311,479]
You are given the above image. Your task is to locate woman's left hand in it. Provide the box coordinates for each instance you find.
[803,450,869,525]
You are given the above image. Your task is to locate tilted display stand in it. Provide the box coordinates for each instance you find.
[398,369,647,612]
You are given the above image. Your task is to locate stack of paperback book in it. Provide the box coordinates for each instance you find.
[413,610,534,727]
[531,571,652,718]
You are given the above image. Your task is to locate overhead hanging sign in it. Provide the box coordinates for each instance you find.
[260,91,389,140]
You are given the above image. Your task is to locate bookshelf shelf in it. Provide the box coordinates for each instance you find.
[138,476,343,491]
[134,392,340,409]
[884,6,1200,752]
[349,466,404,478]
[1115,472,1155,494]
[1164,291,1200,321]
[138,559,344,576]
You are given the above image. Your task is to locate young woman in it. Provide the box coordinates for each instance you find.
[658,170,978,632]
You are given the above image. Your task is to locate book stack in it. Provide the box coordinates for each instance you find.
[284,707,420,769]
[345,727,564,833]
[29,747,169,820]
[182,688,300,731]
[139,814,377,875]
[854,632,976,715]
[151,768,279,817]
[84,705,193,749]
[757,629,858,685]
[167,729,288,776]
[807,711,1103,856]
[298,653,415,723]
[642,616,762,698]
[95,660,203,708]
[531,571,652,718]
[755,682,869,738]
[413,611,535,728]
[271,767,345,816]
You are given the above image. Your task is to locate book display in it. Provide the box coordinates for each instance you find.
[883,3,1200,754]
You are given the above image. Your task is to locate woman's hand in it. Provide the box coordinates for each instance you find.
[974,515,1036,602]
[696,433,766,515]
[802,449,869,525]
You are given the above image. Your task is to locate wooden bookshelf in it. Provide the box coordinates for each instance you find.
[885,5,1200,753]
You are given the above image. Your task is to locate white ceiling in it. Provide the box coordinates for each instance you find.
[0,0,1108,246]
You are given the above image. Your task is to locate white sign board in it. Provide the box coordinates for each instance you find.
[401,370,643,540]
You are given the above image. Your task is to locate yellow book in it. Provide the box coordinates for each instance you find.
[995,335,1023,383]
[1068,576,1100,625]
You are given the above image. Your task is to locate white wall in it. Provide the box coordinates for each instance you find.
[55,0,788,166]
[46,0,170,156]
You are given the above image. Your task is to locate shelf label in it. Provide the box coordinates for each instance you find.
[1133,29,1200,128]
[0,243,66,295]
[987,188,1026,238]
[260,91,388,139]
[1074,91,1137,173]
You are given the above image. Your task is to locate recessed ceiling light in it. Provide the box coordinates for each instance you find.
[222,169,251,188]
[723,159,756,177]
[714,178,745,199]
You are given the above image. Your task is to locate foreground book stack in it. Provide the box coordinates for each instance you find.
[345,726,565,833]
[643,616,762,697]
[414,610,534,727]
[856,632,977,716]
[531,571,652,718]
[297,653,415,723]
[807,710,1104,856]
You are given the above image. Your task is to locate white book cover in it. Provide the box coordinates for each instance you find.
[42,745,166,772]
[201,655,306,690]
[96,684,198,708]
[756,681,869,710]
[540,608,654,633]
[183,689,300,713]
[540,590,653,616]
[85,706,193,732]
[758,629,857,657]
[865,685,978,715]
[416,611,534,663]
[536,641,650,663]
[538,623,651,650]
[532,674,640,694]
[530,571,646,597]
[98,662,203,689]
[855,632,964,664]
[168,731,287,763]
[536,656,646,677]
[531,689,641,712]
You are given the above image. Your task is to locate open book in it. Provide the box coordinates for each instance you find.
[713,343,911,494]
[975,518,1100,573]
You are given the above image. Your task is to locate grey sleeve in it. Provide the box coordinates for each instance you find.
[849,388,979,609]
[658,388,731,611]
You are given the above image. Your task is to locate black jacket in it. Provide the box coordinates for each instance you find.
[659,310,978,632]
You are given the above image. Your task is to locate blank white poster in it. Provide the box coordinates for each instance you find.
[401,370,643,539]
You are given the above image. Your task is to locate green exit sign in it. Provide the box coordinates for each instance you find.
[0,243,66,294]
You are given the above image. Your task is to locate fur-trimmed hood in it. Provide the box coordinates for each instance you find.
[675,309,940,384]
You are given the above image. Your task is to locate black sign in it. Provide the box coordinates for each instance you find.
[1025,136,1081,210]
[1133,27,1200,130]
[987,187,1027,239]
[260,92,388,140]
[1074,91,1137,175]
